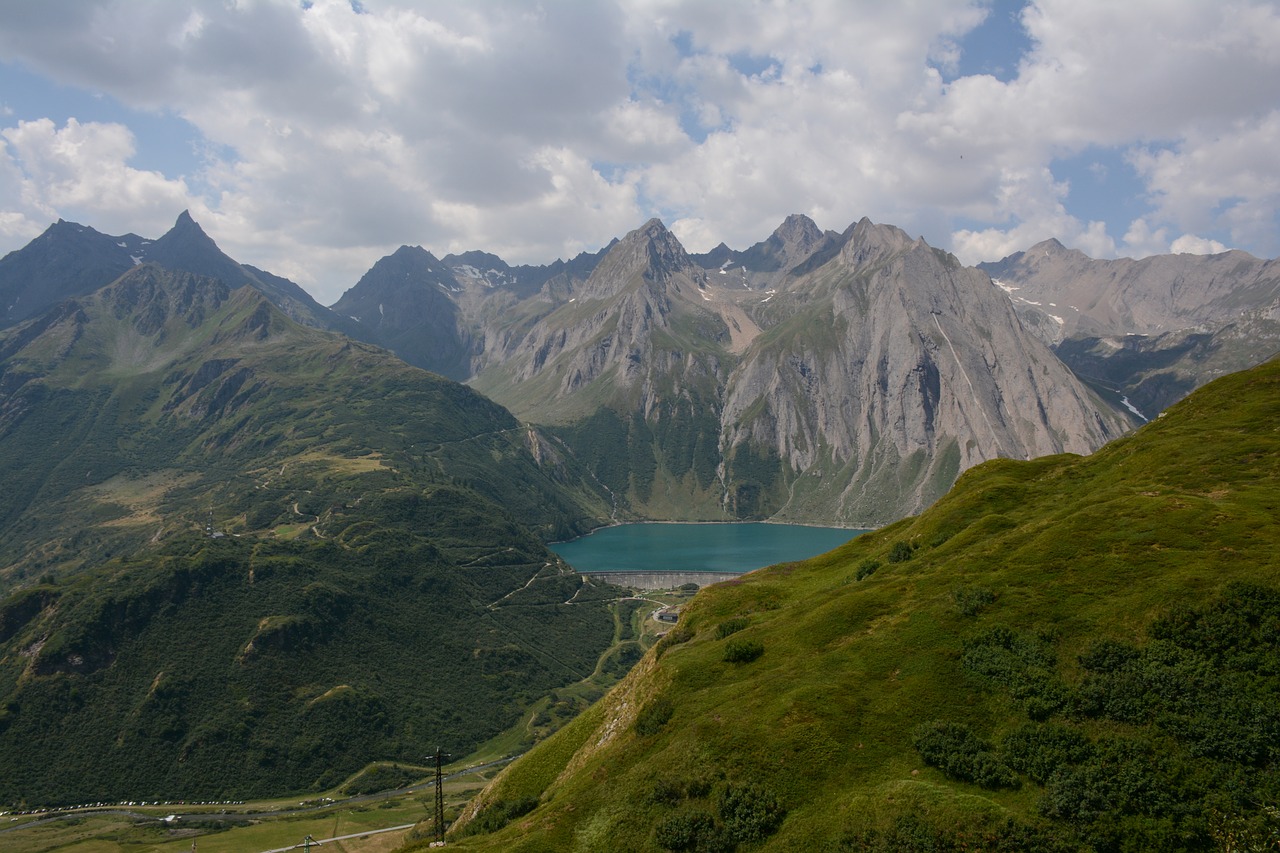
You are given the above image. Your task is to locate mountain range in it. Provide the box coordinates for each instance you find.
[1,209,1278,816]
[339,215,1141,526]
[980,239,1280,417]
[10,212,1276,531]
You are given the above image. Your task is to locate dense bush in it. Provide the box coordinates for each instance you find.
[649,774,784,851]
[961,626,1066,719]
[886,541,915,563]
[912,721,1019,789]
[1000,722,1092,785]
[854,559,880,581]
[655,624,695,659]
[832,812,1075,852]
[635,696,676,737]
[715,618,749,639]
[951,584,995,617]
[716,781,785,843]
[722,639,764,664]
[654,807,729,852]
[950,585,1280,851]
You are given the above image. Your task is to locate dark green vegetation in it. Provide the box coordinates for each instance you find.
[0,525,617,805]
[436,356,1280,851]
[0,265,624,804]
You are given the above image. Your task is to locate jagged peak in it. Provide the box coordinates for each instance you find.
[579,219,693,297]
[387,244,439,263]
[839,217,916,269]
[635,217,669,236]
[773,213,822,244]
[152,210,220,253]
[443,249,509,271]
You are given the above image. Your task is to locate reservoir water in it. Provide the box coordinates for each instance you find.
[550,522,867,576]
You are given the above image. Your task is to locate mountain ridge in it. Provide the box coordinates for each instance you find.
[470,216,1128,526]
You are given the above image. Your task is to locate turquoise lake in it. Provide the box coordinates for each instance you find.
[549,522,867,575]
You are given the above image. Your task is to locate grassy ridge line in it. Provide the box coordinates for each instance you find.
[428,356,1280,851]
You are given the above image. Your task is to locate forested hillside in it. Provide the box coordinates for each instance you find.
[0,265,620,804]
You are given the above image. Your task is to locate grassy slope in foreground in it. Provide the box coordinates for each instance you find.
[435,356,1280,852]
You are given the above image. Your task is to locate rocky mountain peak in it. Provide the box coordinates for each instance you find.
[772,213,824,249]
[839,217,916,269]
[633,218,691,278]
[581,218,694,298]
[145,211,246,286]
[443,249,510,274]
[0,219,140,328]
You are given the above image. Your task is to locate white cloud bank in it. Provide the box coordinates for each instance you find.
[0,0,1277,302]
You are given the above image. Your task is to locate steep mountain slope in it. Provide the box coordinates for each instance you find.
[145,210,365,336]
[691,213,845,291]
[719,219,1124,522]
[980,241,1280,417]
[330,245,474,379]
[328,243,609,379]
[0,265,622,802]
[1055,317,1280,419]
[0,263,607,581]
[441,355,1280,853]
[471,219,741,518]
[0,212,367,340]
[0,219,145,328]
[471,217,1127,526]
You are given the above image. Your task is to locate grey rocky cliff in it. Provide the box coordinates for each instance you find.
[981,240,1280,418]
[721,223,1124,523]
[470,216,1128,526]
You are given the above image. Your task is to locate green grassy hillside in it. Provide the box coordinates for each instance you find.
[0,266,622,805]
[0,265,608,584]
[436,356,1280,852]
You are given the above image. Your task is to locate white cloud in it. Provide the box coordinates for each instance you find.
[1128,110,1280,258]
[1169,234,1229,256]
[0,0,1278,300]
[1,118,193,237]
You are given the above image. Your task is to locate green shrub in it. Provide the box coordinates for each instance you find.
[951,585,995,617]
[716,781,785,843]
[912,721,1019,789]
[855,559,881,581]
[962,626,1066,718]
[715,618,749,639]
[635,696,675,736]
[649,777,685,806]
[723,639,763,664]
[1000,722,1092,784]
[654,807,730,852]
[655,625,694,659]
[886,541,915,563]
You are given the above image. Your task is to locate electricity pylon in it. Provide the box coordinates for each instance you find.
[432,746,451,844]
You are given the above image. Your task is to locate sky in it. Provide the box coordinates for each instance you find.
[1,0,1278,305]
